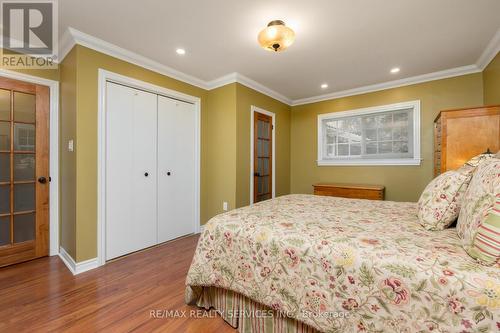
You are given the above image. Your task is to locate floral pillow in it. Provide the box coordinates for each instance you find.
[418,170,471,230]
[464,152,496,167]
[457,158,500,249]
[456,152,496,175]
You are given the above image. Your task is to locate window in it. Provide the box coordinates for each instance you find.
[317,101,421,165]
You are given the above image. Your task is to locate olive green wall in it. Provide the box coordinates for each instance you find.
[290,73,484,202]
[202,83,292,216]
[235,84,291,208]
[483,52,500,105]
[59,48,77,259]
[204,83,238,220]
[11,67,59,82]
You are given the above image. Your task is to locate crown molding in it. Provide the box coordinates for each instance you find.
[58,28,75,62]
[206,72,291,105]
[57,27,498,108]
[57,28,291,104]
[476,27,500,70]
[204,72,292,105]
[205,72,239,90]
[291,64,481,106]
[59,27,209,89]
[236,73,292,105]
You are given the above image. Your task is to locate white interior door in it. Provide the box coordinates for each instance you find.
[105,82,158,260]
[157,96,196,243]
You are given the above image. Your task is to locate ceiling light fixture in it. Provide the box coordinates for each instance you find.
[176,48,186,55]
[258,20,295,52]
[321,83,328,89]
[390,67,400,74]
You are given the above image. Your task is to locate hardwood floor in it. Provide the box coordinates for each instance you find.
[0,234,236,333]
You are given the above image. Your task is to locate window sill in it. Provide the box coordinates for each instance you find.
[317,158,422,166]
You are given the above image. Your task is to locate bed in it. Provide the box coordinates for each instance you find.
[186,194,500,332]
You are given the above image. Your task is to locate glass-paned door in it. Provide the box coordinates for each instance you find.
[0,77,49,267]
[253,112,273,203]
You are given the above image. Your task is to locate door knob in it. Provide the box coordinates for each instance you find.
[167,172,171,176]
[144,172,149,177]
[38,177,47,184]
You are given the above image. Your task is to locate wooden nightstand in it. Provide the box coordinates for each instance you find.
[313,183,385,200]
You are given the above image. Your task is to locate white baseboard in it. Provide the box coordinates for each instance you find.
[59,247,99,275]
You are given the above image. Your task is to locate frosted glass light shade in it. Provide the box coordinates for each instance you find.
[258,20,295,52]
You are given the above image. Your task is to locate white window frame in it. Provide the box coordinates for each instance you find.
[317,100,421,166]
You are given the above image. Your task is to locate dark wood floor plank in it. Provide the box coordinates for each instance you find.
[0,234,236,333]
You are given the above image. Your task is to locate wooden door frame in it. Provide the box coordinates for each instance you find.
[97,69,201,268]
[0,69,59,257]
[250,106,275,204]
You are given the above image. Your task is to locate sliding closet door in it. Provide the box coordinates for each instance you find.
[106,82,158,260]
[157,96,196,243]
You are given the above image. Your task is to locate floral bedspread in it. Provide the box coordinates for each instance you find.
[186,195,500,333]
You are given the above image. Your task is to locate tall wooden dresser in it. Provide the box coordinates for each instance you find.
[434,105,500,176]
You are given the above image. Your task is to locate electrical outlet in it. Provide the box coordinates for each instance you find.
[223,202,228,211]
[68,139,74,152]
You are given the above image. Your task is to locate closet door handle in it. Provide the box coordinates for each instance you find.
[144,172,149,177]
[166,172,171,176]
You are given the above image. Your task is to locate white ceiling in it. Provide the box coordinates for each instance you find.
[59,0,500,101]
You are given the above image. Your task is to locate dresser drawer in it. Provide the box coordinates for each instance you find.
[313,184,385,200]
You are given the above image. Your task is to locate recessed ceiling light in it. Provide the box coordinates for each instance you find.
[390,67,400,74]
[176,48,186,55]
[321,83,328,89]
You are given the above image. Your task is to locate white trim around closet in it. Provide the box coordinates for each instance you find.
[250,106,275,205]
[97,69,201,267]
[0,69,60,257]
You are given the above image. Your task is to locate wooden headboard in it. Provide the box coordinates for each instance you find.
[434,105,499,176]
